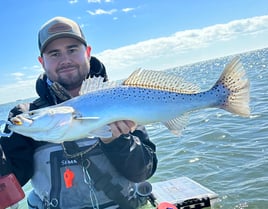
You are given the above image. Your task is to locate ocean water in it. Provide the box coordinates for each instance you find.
[0,48,267,209]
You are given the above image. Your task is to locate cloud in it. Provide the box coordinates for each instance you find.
[96,15,268,80]
[86,6,135,17]
[87,0,101,3]
[0,78,37,104]
[87,0,112,3]
[69,0,78,4]
[0,64,42,103]
[2,64,43,87]
[11,72,24,81]
[87,9,117,15]
[22,65,43,72]
[122,8,134,13]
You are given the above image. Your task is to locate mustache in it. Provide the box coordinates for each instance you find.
[56,64,79,72]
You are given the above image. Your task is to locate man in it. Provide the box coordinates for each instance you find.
[0,16,157,209]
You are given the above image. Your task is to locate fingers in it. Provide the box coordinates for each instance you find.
[100,120,137,144]
[110,120,137,138]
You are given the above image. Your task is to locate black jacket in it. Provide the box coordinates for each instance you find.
[0,57,157,186]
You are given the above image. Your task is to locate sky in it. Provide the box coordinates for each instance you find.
[0,0,268,104]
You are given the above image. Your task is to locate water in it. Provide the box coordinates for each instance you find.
[1,48,267,209]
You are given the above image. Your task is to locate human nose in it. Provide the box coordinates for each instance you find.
[59,52,72,65]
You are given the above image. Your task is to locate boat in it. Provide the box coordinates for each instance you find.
[2,176,219,209]
[147,177,219,209]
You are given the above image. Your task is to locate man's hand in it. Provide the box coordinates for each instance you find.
[100,120,137,144]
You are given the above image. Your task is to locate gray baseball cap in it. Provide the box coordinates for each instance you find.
[38,16,87,54]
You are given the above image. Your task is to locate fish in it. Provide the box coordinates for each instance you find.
[6,57,250,143]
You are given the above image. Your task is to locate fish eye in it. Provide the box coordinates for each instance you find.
[28,112,35,116]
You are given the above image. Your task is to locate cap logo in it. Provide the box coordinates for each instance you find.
[48,23,72,34]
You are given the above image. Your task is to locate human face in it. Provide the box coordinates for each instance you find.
[39,38,91,96]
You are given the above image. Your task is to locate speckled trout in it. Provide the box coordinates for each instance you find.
[5,57,250,142]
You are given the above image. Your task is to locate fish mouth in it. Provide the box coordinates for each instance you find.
[11,116,33,126]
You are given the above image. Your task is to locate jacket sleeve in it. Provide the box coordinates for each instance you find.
[100,125,157,183]
[0,134,35,186]
[0,104,37,186]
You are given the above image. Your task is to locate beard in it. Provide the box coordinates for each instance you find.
[55,63,89,91]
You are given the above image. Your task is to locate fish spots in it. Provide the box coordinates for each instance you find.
[199,92,205,98]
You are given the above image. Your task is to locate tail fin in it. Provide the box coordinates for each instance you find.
[215,57,250,117]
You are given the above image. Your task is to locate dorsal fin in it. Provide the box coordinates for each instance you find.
[80,69,200,95]
[79,77,119,95]
[123,69,199,93]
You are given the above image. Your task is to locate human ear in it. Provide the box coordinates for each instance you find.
[38,56,44,65]
[86,46,91,57]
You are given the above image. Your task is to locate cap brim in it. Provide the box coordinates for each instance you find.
[40,33,87,54]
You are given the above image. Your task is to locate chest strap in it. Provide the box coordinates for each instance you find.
[62,141,141,209]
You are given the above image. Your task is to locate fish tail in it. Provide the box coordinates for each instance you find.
[214,57,250,117]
